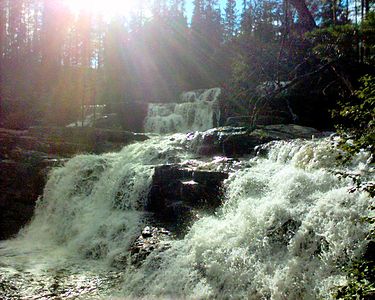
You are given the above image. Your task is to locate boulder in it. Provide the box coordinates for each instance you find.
[266,219,302,245]
[147,164,228,223]
[129,226,172,266]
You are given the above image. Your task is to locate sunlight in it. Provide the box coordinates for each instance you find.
[64,0,138,17]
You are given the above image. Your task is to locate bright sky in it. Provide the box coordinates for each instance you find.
[64,0,139,18]
[64,0,243,20]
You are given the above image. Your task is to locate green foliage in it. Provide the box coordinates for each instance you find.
[333,75,375,161]
[307,13,375,65]
[362,11,375,65]
[307,25,360,62]
[333,211,375,299]
[334,258,375,299]
[332,74,375,300]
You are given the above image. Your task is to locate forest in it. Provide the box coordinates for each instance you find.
[0,0,373,131]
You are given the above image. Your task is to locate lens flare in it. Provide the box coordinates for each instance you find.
[64,0,138,17]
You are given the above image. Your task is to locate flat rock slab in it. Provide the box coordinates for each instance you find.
[28,126,149,154]
[194,124,322,156]
[1,127,149,158]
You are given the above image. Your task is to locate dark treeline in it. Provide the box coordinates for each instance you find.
[0,0,374,128]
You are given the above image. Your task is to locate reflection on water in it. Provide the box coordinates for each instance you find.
[0,243,123,299]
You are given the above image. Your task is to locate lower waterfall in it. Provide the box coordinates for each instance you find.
[0,134,373,299]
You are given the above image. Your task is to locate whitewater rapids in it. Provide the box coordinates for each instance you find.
[0,134,373,299]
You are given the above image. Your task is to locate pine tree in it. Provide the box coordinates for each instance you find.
[191,0,204,35]
[205,0,223,49]
[224,0,238,41]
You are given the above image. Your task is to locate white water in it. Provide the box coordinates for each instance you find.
[0,135,373,299]
[144,88,221,133]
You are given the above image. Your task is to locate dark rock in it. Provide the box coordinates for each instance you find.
[266,219,302,245]
[250,84,295,126]
[194,124,322,157]
[111,101,149,132]
[225,116,253,127]
[147,164,228,224]
[152,165,193,184]
[130,226,172,266]
[27,126,149,155]
[0,126,148,240]
[1,127,149,159]
[0,158,61,240]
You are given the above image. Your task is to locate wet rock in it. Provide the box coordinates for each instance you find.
[193,170,228,184]
[1,127,149,159]
[194,124,322,157]
[266,219,302,245]
[0,158,61,240]
[130,226,172,266]
[0,128,75,239]
[225,116,253,127]
[28,126,149,154]
[147,164,228,223]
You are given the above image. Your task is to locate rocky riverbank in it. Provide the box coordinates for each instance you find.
[0,124,322,241]
[0,127,148,240]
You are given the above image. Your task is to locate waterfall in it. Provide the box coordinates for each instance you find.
[0,135,373,299]
[144,88,221,133]
[121,138,372,299]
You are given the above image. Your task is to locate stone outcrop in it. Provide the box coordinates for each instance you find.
[147,164,228,224]
[193,124,322,156]
[27,126,149,155]
[132,164,229,265]
[1,127,149,158]
[0,156,61,240]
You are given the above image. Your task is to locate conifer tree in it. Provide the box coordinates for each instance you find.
[224,0,238,41]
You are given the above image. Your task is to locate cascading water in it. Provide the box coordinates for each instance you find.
[0,133,373,299]
[144,88,221,134]
[120,138,373,299]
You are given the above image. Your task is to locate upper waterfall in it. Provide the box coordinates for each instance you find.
[144,88,221,133]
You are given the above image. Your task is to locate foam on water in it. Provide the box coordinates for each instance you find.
[1,134,190,268]
[0,136,373,299]
[120,138,373,299]
[145,88,221,133]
